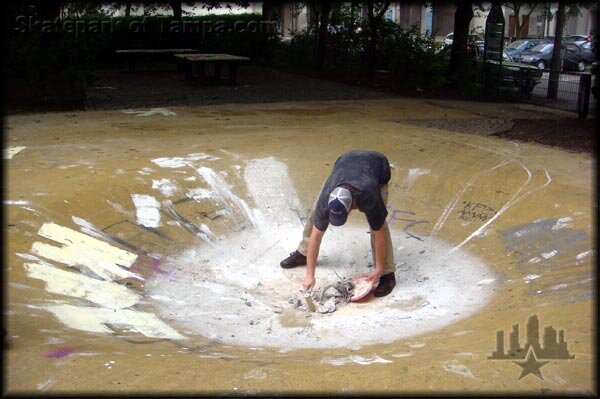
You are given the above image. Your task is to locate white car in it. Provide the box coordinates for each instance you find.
[443,32,485,48]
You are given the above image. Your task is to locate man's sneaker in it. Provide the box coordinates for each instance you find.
[374,272,396,297]
[280,250,307,269]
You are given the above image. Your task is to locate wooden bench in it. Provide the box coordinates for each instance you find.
[173,53,250,84]
[116,49,198,72]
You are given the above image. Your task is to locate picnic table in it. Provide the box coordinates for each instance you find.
[116,49,197,72]
[173,53,250,84]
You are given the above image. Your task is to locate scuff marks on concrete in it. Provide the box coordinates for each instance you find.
[442,360,475,378]
[500,218,590,270]
[500,218,592,303]
[4,146,26,159]
[151,153,219,169]
[320,354,393,366]
[122,108,176,117]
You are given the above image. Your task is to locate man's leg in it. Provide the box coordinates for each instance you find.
[371,184,396,297]
[297,197,318,256]
[280,194,319,268]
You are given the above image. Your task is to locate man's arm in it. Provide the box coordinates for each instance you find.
[367,227,386,282]
[302,226,324,291]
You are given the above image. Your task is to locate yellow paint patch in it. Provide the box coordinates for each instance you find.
[24,262,140,309]
[33,223,140,281]
[44,304,185,340]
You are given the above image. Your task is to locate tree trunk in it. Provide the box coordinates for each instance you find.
[315,1,332,69]
[169,1,183,20]
[447,0,474,86]
[365,0,391,77]
[547,0,565,99]
[315,0,332,69]
[125,1,131,17]
[514,4,522,40]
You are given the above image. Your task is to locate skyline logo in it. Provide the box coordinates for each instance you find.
[488,314,575,380]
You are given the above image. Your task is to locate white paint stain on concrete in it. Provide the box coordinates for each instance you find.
[408,168,431,178]
[138,167,154,175]
[152,153,219,169]
[197,166,265,233]
[552,217,573,231]
[528,257,541,264]
[524,274,541,283]
[4,146,26,159]
[392,352,414,358]
[31,222,140,281]
[443,360,474,378]
[320,355,393,366]
[576,250,593,260]
[477,278,495,285]
[122,108,176,117]
[3,200,29,205]
[452,330,473,336]
[186,188,213,200]
[243,369,267,380]
[36,378,56,391]
[44,304,185,339]
[131,194,161,228]
[106,200,134,218]
[404,168,431,188]
[541,250,558,259]
[152,178,178,197]
[24,262,140,309]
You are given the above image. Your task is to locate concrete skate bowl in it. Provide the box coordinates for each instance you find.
[5,100,595,394]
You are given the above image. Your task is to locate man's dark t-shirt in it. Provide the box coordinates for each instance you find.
[313,151,391,232]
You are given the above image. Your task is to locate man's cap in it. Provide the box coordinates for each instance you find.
[328,187,352,226]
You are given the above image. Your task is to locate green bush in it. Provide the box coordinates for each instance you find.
[380,24,447,91]
[283,15,448,92]
[286,30,315,68]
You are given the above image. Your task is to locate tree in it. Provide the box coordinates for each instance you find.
[447,0,474,87]
[504,1,540,40]
[365,0,392,76]
[547,0,566,99]
[262,0,279,20]
[316,0,332,69]
[168,1,183,19]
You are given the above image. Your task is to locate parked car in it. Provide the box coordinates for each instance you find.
[443,32,484,53]
[505,38,548,59]
[516,42,554,69]
[439,46,542,93]
[564,34,594,46]
[562,42,595,71]
[517,42,594,71]
[492,50,543,93]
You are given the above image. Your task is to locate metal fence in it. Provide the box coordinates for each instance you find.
[495,68,596,118]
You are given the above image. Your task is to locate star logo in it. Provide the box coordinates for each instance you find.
[513,347,550,380]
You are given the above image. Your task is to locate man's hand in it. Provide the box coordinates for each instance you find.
[366,269,382,284]
[302,274,315,291]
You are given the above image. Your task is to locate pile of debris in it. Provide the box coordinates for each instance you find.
[289,279,354,314]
